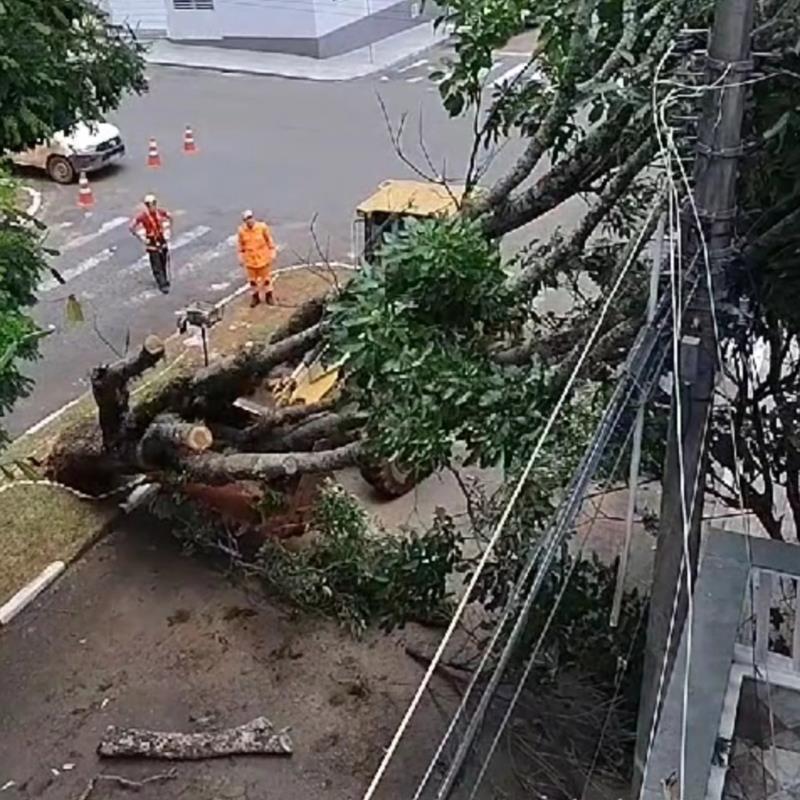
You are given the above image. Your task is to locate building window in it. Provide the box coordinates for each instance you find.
[173,0,214,10]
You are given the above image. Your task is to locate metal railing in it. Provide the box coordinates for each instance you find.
[741,567,800,673]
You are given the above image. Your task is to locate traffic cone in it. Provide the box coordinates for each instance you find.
[147,138,162,168]
[183,126,197,154]
[77,172,94,209]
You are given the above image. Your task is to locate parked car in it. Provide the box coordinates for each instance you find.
[10,121,125,184]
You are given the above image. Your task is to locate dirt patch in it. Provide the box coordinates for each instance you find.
[0,519,458,800]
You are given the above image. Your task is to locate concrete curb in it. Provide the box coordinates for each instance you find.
[22,187,42,218]
[145,24,449,81]
[0,562,65,625]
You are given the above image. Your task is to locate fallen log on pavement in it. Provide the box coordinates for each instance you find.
[98,717,292,760]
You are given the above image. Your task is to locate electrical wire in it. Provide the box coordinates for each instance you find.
[360,193,661,800]
[636,31,782,797]
[665,48,790,797]
[462,333,672,800]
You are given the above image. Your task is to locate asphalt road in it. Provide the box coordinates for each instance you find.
[8,44,568,436]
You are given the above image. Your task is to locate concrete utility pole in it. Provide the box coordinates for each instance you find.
[633,0,755,790]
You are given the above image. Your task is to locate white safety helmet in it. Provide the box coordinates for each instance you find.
[242,209,254,220]
[144,193,157,206]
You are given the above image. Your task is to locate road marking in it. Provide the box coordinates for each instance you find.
[41,225,212,293]
[491,62,527,87]
[180,233,236,275]
[22,187,42,217]
[128,288,160,307]
[38,247,117,292]
[62,216,128,253]
[398,59,428,73]
[406,76,425,84]
[130,225,212,274]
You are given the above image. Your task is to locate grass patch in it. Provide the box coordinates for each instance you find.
[0,484,115,605]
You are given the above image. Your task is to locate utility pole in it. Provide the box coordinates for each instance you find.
[633,0,755,791]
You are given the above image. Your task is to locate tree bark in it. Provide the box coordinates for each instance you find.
[98,717,292,760]
[91,335,165,450]
[260,411,362,452]
[219,399,338,446]
[184,323,324,414]
[182,441,362,485]
[269,295,328,344]
[138,414,214,469]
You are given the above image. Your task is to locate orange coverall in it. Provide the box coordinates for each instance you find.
[238,220,276,301]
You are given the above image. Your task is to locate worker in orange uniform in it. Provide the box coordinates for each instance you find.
[129,194,172,294]
[238,210,277,307]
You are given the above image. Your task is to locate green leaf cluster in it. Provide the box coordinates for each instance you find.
[328,217,563,473]
[0,171,47,438]
[0,0,146,154]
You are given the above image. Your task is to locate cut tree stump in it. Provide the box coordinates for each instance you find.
[98,717,292,760]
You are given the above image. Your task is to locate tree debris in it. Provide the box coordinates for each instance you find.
[97,717,292,760]
[76,768,177,800]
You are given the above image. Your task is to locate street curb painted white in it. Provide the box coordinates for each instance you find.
[22,187,42,218]
[0,561,65,626]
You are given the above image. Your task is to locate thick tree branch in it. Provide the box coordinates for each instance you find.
[269,296,328,344]
[510,147,660,293]
[138,414,214,468]
[483,108,640,237]
[220,399,338,446]
[181,442,362,485]
[259,411,362,452]
[139,324,324,427]
[473,0,597,212]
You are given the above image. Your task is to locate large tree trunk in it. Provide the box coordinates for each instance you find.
[180,441,362,485]
[91,335,165,450]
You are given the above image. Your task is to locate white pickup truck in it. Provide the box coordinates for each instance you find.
[11,121,126,184]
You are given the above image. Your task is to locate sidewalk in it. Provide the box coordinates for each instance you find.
[146,22,449,81]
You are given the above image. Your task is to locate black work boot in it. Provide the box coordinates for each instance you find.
[250,294,261,308]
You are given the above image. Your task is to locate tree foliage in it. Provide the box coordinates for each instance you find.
[0,172,48,438]
[0,0,146,154]
[155,480,462,637]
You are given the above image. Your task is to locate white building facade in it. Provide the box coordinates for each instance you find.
[103,0,431,58]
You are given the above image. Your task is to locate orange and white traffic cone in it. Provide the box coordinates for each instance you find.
[183,126,197,154]
[147,138,162,168]
[77,172,94,209]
